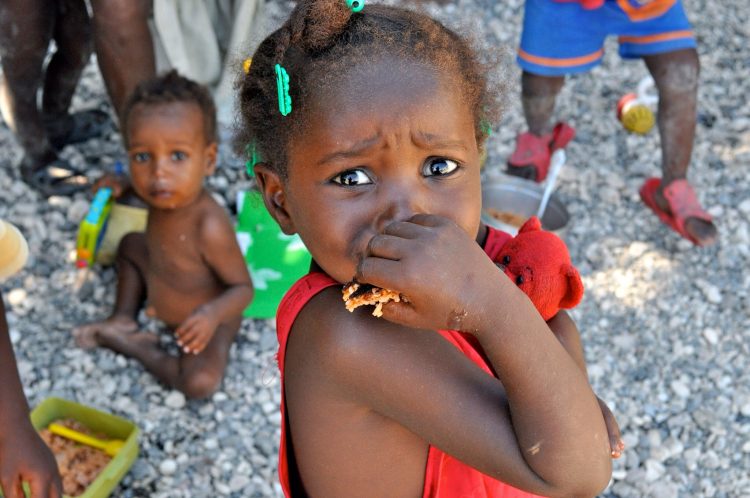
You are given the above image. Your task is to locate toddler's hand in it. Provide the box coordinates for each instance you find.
[175,306,220,355]
[597,396,625,458]
[0,420,62,498]
[92,172,129,198]
[355,214,506,332]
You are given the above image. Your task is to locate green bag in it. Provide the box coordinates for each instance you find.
[236,190,311,318]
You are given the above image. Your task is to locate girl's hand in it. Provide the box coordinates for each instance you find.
[175,306,220,355]
[597,396,625,458]
[355,214,506,332]
[0,421,62,498]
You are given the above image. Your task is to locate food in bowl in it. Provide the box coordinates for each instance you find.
[484,207,529,229]
[38,419,111,497]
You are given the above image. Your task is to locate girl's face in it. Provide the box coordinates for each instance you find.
[259,59,482,283]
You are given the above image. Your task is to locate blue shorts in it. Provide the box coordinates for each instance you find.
[518,0,696,76]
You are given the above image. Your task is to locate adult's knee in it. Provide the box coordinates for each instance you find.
[90,0,150,36]
[179,370,221,400]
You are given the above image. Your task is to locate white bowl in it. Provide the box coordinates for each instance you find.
[481,174,569,235]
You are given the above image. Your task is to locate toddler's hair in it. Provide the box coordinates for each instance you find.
[235,0,500,178]
[121,70,218,147]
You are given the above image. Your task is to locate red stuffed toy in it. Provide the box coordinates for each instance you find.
[495,216,584,321]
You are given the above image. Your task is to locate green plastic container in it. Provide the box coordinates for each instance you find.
[0,397,139,498]
[236,191,311,318]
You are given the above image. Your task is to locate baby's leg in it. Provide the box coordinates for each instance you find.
[73,232,148,348]
[173,320,241,399]
[103,319,241,399]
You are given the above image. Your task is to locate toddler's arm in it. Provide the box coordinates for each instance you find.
[175,211,253,354]
[0,296,62,498]
[547,312,624,458]
[350,214,612,496]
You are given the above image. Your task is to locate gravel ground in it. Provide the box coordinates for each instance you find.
[1,1,749,497]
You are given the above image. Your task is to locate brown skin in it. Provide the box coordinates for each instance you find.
[0,0,91,175]
[512,49,717,246]
[89,0,154,116]
[255,59,612,497]
[0,296,63,498]
[73,102,253,399]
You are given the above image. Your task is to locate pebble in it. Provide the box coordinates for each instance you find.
[703,327,720,345]
[159,459,178,476]
[164,391,187,410]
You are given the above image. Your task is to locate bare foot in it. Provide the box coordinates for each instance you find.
[654,185,718,246]
[73,315,138,349]
[97,330,160,354]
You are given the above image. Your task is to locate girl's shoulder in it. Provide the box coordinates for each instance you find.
[283,274,493,402]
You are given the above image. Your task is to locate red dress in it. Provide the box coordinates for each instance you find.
[276,227,544,497]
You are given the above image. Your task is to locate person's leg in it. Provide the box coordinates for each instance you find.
[73,232,148,347]
[90,0,155,117]
[42,0,92,121]
[643,49,717,245]
[93,319,240,399]
[0,0,56,168]
[522,72,564,137]
[509,0,602,181]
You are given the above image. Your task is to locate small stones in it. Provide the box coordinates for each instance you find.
[159,459,178,476]
[164,391,186,410]
[2,1,749,497]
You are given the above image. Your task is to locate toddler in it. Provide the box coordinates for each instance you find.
[238,1,618,496]
[508,0,717,246]
[74,71,254,399]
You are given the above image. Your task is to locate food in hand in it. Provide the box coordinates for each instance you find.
[343,282,402,317]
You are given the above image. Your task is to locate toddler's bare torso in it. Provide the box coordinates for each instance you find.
[144,191,229,328]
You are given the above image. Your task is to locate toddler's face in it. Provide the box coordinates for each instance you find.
[279,60,482,283]
[127,102,216,210]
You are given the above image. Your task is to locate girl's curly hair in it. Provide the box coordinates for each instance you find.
[235,0,500,178]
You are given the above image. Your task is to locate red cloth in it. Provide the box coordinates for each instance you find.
[553,0,604,9]
[276,227,544,497]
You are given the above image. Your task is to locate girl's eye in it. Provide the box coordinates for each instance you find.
[423,157,458,177]
[172,151,187,161]
[331,169,372,186]
[132,152,150,163]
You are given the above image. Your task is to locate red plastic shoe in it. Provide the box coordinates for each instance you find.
[507,122,575,182]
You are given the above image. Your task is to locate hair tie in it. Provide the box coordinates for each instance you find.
[243,58,252,74]
[275,64,292,116]
[346,0,364,12]
[245,142,261,176]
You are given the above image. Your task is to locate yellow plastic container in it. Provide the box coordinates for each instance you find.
[0,397,139,498]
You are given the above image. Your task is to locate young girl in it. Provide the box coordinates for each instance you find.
[238,1,616,496]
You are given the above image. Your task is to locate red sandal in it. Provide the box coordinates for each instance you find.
[639,177,714,246]
[507,122,575,182]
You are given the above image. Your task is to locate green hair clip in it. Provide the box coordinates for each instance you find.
[245,142,261,177]
[346,0,364,12]
[480,118,493,137]
[275,64,292,116]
